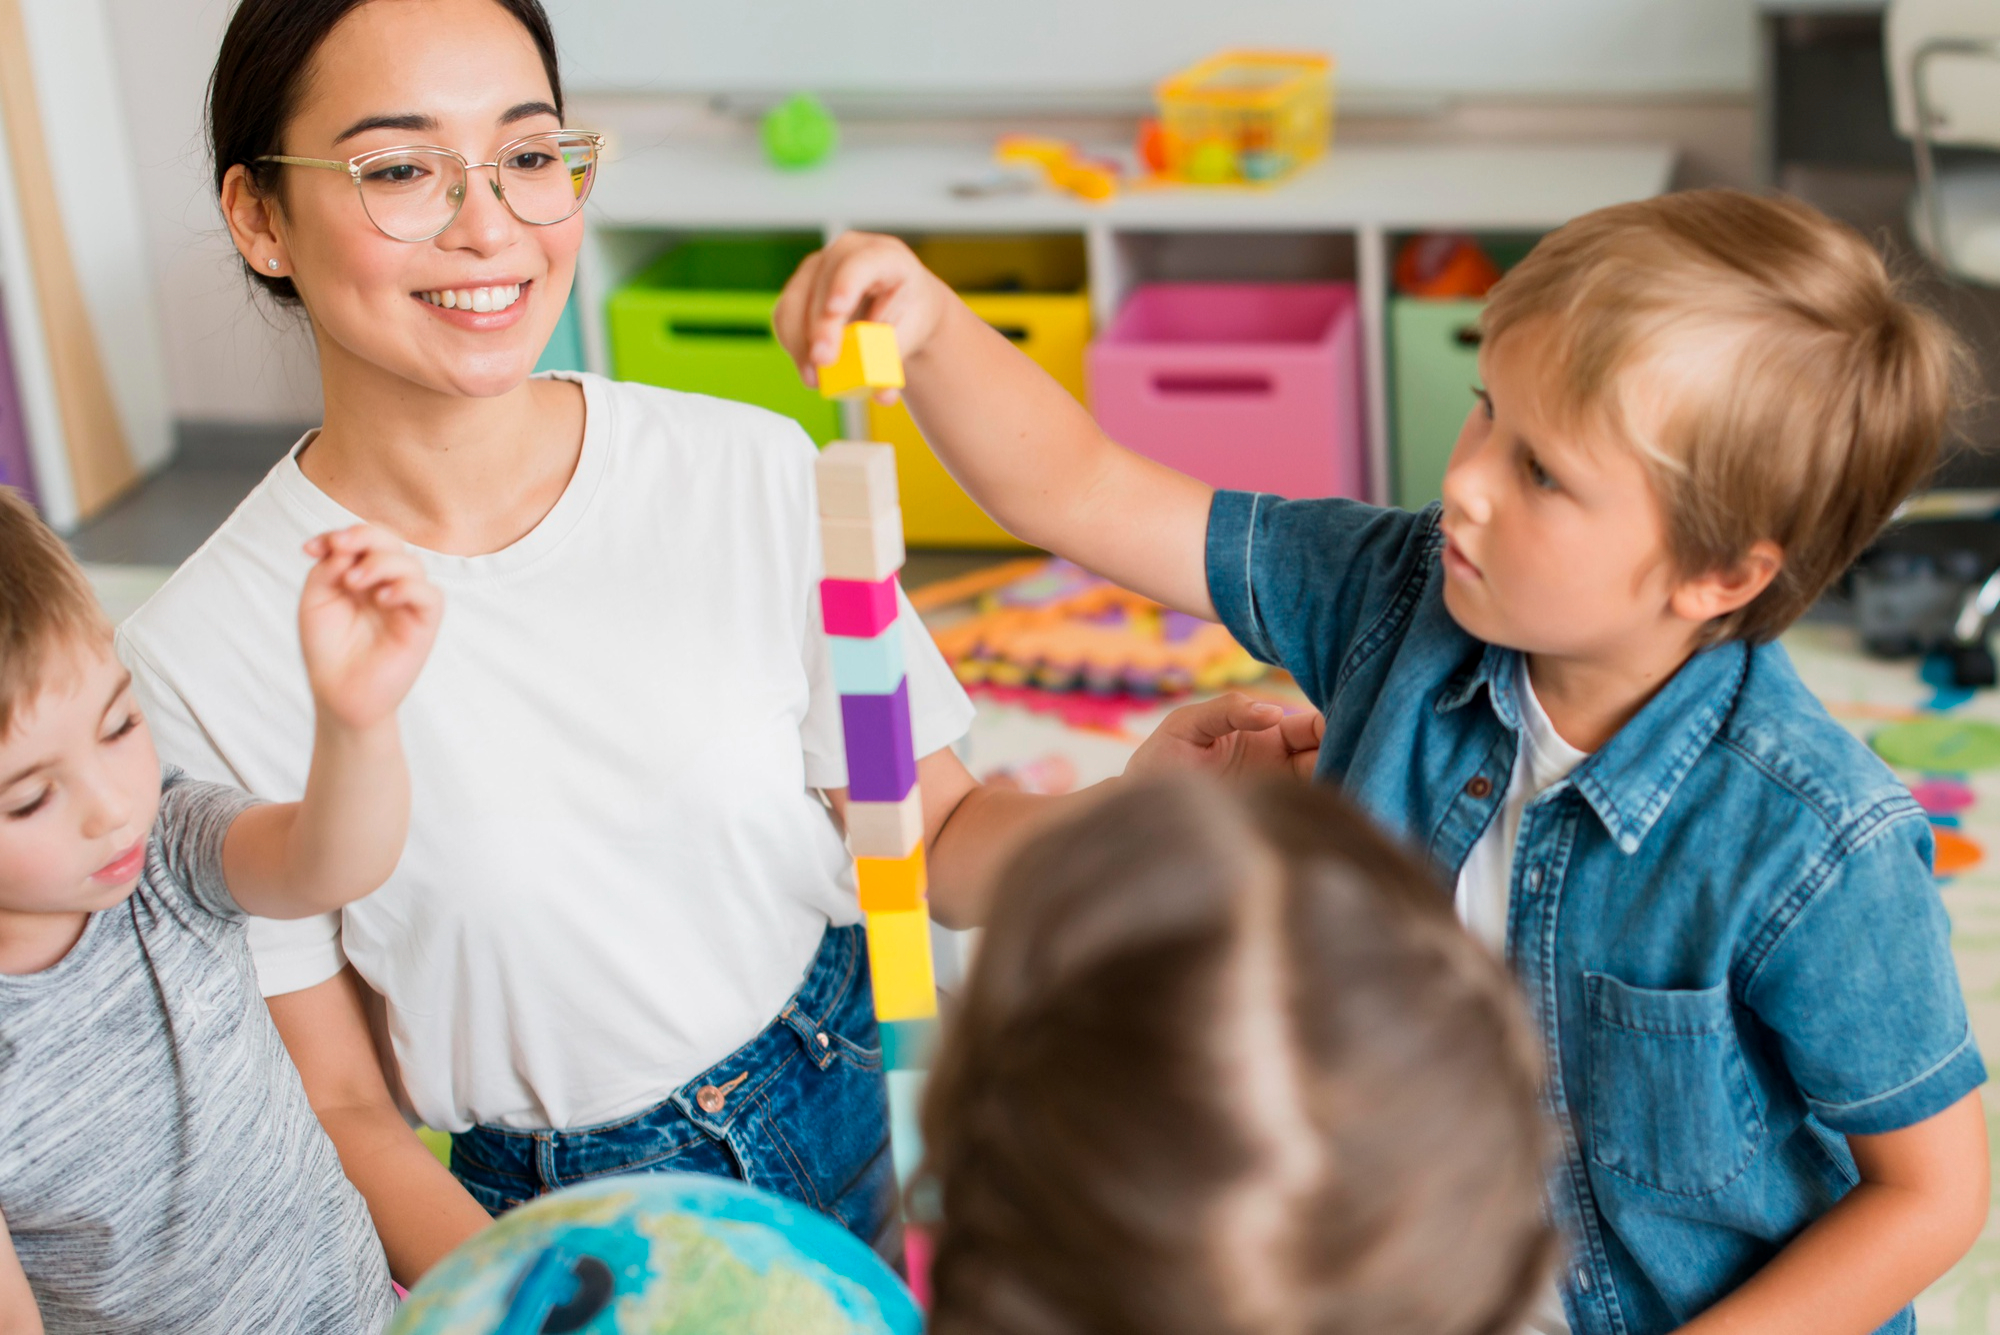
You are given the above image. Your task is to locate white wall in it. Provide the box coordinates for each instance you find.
[545,0,1759,97]
[101,0,322,426]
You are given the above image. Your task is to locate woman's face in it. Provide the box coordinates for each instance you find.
[257,0,580,400]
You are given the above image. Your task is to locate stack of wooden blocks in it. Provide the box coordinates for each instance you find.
[815,323,939,1256]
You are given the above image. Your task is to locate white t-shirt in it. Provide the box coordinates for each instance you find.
[117,373,975,1134]
[1453,655,1588,1335]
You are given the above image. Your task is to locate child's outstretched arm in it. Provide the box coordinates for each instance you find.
[775,233,1219,621]
[0,1211,42,1335]
[1674,1089,1988,1334]
[223,527,442,919]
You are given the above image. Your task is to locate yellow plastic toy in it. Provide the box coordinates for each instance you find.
[856,846,928,913]
[994,136,1120,202]
[819,321,906,399]
[1150,50,1335,186]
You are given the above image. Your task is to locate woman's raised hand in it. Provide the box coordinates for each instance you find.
[297,525,444,732]
[773,232,954,402]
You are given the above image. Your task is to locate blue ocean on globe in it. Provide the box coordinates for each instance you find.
[389,1173,923,1334]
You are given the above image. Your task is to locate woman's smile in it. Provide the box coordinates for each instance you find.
[414,278,531,329]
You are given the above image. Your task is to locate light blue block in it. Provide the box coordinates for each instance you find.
[831,621,908,696]
[887,1068,927,1189]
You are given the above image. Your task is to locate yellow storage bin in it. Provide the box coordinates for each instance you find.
[871,236,1090,549]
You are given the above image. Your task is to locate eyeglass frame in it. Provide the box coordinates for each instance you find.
[254,130,605,242]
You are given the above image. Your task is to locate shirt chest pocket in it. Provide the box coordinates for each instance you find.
[1585,973,1767,1198]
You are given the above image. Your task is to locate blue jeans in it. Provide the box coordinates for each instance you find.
[449,924,896,1253]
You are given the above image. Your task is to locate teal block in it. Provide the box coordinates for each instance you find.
[882,1017,939,1072]
[831,621,907,696]
[887,1068,927,1189]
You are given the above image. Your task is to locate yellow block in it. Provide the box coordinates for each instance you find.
[869,292,1091,548]
[857,845,928,912]
[820,322,906,399]
[865,907,938,1021]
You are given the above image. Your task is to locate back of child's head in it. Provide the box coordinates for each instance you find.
[919,775,1552,1335]
[1482,187,1973,645]
[0,487,110,736]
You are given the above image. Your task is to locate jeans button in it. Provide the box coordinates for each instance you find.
[1576,1267,1592,1291]
[1466,775,1493,799]
[1527,867,1543,889]
[817,1032,830,1048]
[696,1085,727,1114]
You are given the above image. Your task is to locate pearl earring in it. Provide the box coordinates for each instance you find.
[266,258,280,271]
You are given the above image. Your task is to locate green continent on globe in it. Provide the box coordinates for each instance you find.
[763,93,839,170]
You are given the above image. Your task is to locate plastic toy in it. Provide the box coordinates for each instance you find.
[761,92,839,171]
[844,789,924,857]
[994,135,1121,202]
[820,572,900,638]
[818,321,905,400]
[1146,50,1334,187]
[856,847,928,912]
[1393,234,1502,300]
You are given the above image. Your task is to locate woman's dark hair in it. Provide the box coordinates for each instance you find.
[207,0,564,304]
[921,775,1554,1335]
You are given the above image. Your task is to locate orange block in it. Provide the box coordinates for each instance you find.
[1934,828,1983,877]
[857,845,927,912]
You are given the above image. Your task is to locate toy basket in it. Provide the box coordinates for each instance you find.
[1154,50,1334,185]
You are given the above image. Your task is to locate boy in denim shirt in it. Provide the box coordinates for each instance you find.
[775,189,1989,1335]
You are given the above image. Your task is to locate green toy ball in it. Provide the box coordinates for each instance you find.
[763,93,839,171]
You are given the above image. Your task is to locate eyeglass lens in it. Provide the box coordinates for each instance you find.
[356,133,598,242]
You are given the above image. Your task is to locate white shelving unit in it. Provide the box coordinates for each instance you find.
[579,137,1678,506]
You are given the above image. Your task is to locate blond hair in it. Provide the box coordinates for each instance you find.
[1483,188,1973,645]
[0,488,111,736]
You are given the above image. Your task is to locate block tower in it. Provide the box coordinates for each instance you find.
[814,322,940,1283]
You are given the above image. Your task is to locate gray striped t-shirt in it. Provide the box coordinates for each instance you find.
[0,771,395,1333]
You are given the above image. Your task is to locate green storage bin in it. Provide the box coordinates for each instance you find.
[607,234,839,443]
[1388,298,1485,510]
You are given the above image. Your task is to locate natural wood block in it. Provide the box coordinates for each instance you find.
[815,441,900,521]
[857,844,927,912]
[822,508,905,583]
[865,907,937,1021]
[846,788,924,859]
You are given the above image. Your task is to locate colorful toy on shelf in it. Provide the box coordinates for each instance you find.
[1143,50,1334,187]
[994,135,1121,202]
[761,92,839,171]
[928,559,1267,698]
[1393,233,1502,300]
[818,321,906,400]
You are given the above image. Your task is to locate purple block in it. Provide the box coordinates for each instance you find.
[821,574,899,638]
[841,678,917,801]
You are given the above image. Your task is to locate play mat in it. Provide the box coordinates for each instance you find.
[80,565,2000,1329]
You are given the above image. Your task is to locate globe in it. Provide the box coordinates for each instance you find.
[389,1174,923,1335]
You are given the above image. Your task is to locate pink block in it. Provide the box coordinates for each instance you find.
[1087,283,1365,500]
[821,574,899,638]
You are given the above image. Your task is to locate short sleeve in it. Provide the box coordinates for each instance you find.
[1744,813,1986,1135]
[1205,492,1438,710]
[802,576,975,792]
[122,625,349,998]
[152,769,263,921]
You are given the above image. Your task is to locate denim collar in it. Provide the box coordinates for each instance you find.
[1437,639,1750,855]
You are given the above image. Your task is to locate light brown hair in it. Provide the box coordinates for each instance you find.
[919,775,1553,1335]
[0,488,111,737]
[1482,187,1974,645]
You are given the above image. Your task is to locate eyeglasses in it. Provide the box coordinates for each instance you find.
[257,130,603,243]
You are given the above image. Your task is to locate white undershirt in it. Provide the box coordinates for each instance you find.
[1453,655,1589,1335]
[117,374,975,1133]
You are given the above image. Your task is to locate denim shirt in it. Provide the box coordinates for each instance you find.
[1208,493,1985,1335]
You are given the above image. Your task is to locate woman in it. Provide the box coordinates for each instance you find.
[122,0,1319,1285]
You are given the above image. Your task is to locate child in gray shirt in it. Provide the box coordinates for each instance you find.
[0,493,442,1333]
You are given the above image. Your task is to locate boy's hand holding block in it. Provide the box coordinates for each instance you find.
[818,321,906,400]
[814,433,938,1023]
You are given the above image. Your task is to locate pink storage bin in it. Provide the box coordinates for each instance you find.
[1087,283,1365,499]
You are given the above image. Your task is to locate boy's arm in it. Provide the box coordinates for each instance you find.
[1673,1090,1987,1335]
[775,234,1218,619]
[0,1211,43,1335]
[223,528,441,919]
[266,968,490,1286]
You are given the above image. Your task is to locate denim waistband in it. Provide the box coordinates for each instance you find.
[453,923,874,1186]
